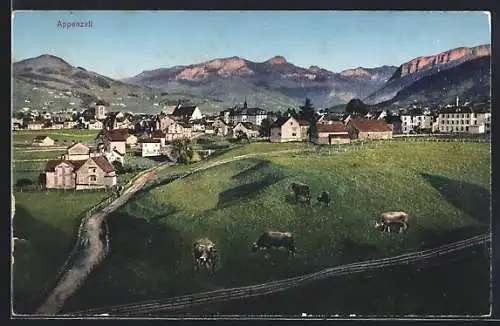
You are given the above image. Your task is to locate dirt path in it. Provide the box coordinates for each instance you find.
[35,164,172,315]
[35,148,311,315]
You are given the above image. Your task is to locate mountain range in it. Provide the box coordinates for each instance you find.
[12,44,491,114]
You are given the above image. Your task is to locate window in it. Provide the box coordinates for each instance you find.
[88,167,97,173]
[466,126,469,132]
[460,126,464,131]
[474,120,477,125]
[290,122,293,125]
[292,133,297,137]
[89,175,97,182]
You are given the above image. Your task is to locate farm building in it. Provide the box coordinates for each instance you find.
[44,156,116,190]
[63,142,91,160]
[314,123,351,145]
[232,122,259,139]
[31,136,55,147]
[347,119,393,140]
[270,116,309,143]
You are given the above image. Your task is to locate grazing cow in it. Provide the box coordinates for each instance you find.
[378,211,409,224]
[251,231,296,256]
[192,238,217,273]
[375,220,409,234]
[317,191,331,207]
[291,182,311,205]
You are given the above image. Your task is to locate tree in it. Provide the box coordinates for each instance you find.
[299,98,316,122]
[345,99,368,116]
[235,130,250,143]
[112,160,125,174]
[259,118,272,138]
[286,108,297,117]
[38,173,46,189]
[171,138,194,164]
[16,178,33,191]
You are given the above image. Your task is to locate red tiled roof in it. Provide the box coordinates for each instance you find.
[317,123,348,133]
[349,119,392,132]
[91,156,115,173]
[139,138,161,143]
[150,130,166,139]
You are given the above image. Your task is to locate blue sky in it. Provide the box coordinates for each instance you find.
[12,11,490,79]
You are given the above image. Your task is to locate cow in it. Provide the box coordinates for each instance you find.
[317,191,331,207]
[192,238,217,273]
[375,212,410,234]
[375,220,409,234]
[291,182,311,205]
[378,211,409,224]
[251,231,296,257]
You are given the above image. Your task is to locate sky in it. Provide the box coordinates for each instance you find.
[12,11,491,79]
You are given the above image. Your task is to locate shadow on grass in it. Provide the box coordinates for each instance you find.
[216,173,286,209]
[61,212,186,312]
[420,173,490,225]
[173,246,490,317]
[12,205,72,314]
[231,160,270,181]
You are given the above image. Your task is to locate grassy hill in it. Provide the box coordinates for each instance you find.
[61,141,490,315]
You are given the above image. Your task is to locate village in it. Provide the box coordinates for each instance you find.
[12,96,491,191]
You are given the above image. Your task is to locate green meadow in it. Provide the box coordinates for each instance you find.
[61,141,491,314]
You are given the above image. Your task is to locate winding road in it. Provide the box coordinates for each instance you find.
[35,149,312,315]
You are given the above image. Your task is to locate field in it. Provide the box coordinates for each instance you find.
[12,191,109,313]
[61,141,491,315]
[11,129,163,314]
[12,129,100,146]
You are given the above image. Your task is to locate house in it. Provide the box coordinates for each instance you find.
[44,156,116,190]
[49,122,65,129]
[32,136,55,147]
[165,122,193,141]
[296,118,311,141]
[104,149,124,165]
[63,142,91,160]
[212,118,230,137]
[347,119,393,140]
[150,130,167,147]
[88,120,103,130]
[27,122,44,130]
[204,125,215,135]
[400,108,433,133]
[12,122,23,130]
[125,134,138,148]
[225,101,268,126]
[384,115,403,134]
[63,120,77,129]
[437,106,491,134]
[140,139,162,157]
[171,104,203,121]
[270,116,303,143]
[96,129,128,155]
[232,122,260,139]
[95,101,108,120]
[314,123,351,145]
[155,114,176,132]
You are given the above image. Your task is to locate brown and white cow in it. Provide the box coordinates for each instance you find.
[193,238,217,273]
[251,231,296,256]
[375,211,409,233]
